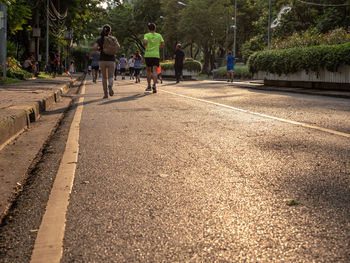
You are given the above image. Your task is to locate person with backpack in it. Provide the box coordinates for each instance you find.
[134,50,143,84]
[94,24,120,99]
[143,23,165,93]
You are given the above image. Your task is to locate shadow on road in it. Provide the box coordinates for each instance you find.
[100,93,152,105]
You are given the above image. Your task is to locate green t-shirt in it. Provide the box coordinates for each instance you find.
[144,32,164,58]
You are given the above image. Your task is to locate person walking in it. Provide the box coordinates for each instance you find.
[143,23,165,93]
[119,54,127,80]
[69,61,75,79]
[128,55,135,80]
[114,58,119,80]
[49,52,58,78]
[174,44,185,83]
[90,48,100,83]
[226,50,235,83]
[94,24,120,99]
[134,50,143,83]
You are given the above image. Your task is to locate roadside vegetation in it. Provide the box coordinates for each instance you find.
[248,42,350,75]
[2,0,350,80]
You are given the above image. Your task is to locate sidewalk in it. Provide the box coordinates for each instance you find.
[205,79,350,99]
[0,74,84,150]
[0,74,84,221]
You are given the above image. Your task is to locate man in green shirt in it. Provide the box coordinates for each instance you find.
[143,23,165,93]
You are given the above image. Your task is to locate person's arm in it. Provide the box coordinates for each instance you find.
[159,34,165,48]
[143,34,148,48]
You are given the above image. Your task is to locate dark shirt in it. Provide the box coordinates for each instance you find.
[96,37,115,61]
[174,49,185,65]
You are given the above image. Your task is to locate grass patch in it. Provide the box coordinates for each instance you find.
[0,77,23,85]
[37,72,51,79]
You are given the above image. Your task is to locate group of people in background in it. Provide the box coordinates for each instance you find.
[89,22,198,98]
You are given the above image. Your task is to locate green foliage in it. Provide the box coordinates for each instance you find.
[72,48,90,72]
[0,77,22,85]
[241,36,265,63]
[248,43,350,75]
[271,28,350,50]
[0,57,33,79]
[216,65,252,79]
[160,58,202,72]
[6,0,32,34]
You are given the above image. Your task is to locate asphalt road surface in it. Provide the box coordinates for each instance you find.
[1,77,350,262]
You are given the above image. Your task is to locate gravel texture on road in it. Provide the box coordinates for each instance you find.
[60,78,350,262]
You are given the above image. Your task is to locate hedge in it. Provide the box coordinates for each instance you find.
[216,65,252,79]
[142,58,202,72]
[248,42,350,75]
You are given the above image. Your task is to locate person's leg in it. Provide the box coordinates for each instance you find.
[231,71,234,82]
[99,61,108,98]
[152,65,158,93]
[175,66,180,83]
[179,64,183,81]
[107,61,115,96]
[114,66,118,80]
[146,66,152,90]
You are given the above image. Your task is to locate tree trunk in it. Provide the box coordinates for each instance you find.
[194,44,200,60]
[209,47,216,72]
[202,44,210,75]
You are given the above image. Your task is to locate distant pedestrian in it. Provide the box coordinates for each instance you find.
[94,24,120,99]
[143,23,164,93]
[23,56,34,73]
[157,65,163,84]
[226,50,235,83]
[69,61,75,79]
[90,48,100,83]
[134,50,143,83]
[49,52,58,78]
[174,44,185,83]
[119,54,127,80]
[114,58,119,80]
[128,55,135,80]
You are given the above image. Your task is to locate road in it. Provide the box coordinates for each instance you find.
[1,77,350,262]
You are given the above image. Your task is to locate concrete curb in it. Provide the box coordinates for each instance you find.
[0,78,85,223]
[0,75,85,150]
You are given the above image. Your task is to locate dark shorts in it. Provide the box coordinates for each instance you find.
[227,65,234,72]
[92,65,99,70]
[120,68,126,73]
[134,68,141,76]
[145,57,160,67]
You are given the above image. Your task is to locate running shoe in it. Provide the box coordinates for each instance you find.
[152,85,157,93]
[145,85,152,91]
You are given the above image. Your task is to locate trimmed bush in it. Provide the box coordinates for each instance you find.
[216,65,252,79]
[248,42,350,75]
[160,58,202,72]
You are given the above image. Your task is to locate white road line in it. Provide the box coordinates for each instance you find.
[30,81,86,263]
[160,89,350,139]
